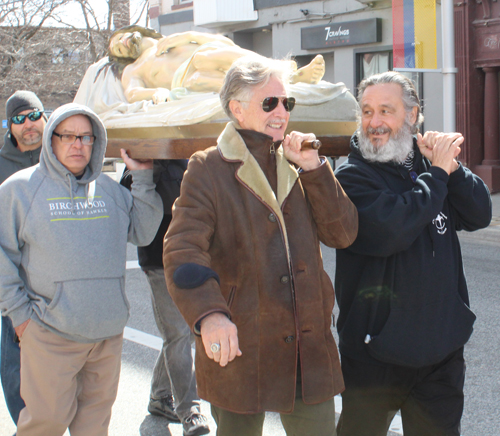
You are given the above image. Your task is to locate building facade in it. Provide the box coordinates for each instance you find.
[148,0,500,191]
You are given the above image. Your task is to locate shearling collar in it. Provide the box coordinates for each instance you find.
[217,122,298,212]
[217,122,299,264]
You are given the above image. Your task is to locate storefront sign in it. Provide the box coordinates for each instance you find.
[301,18,382,50]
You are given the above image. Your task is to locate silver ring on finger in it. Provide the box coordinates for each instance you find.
[210,343,221,353]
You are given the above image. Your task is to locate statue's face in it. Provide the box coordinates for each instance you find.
[109,31,143,59]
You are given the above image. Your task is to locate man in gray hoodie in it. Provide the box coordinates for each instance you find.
[0,103,163,436]
[0,90,47,425]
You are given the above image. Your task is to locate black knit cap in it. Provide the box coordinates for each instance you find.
[6,90,45,129]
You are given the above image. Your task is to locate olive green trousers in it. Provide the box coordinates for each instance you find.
[211,393,336,436]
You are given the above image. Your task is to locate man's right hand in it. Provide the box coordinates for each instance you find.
[200,312,242,367]
[14,319,30,340]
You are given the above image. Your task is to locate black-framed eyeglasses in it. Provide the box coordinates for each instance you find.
[11,111,44,125]
[52,132,95,146]
[240,96,296,113]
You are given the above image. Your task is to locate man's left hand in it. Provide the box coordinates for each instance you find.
[417,132,462,174]
[283,131,322,171]
[120,149,153,170]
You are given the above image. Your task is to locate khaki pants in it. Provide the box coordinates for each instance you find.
[17,321,123,436]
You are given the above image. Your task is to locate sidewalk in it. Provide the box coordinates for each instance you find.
[491,192,500,221]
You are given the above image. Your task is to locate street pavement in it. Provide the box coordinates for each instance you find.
[1,179,499,435]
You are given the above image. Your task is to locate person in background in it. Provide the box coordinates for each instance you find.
[0,90,47,425]
[121,159,210,436]
[334,71,492,436]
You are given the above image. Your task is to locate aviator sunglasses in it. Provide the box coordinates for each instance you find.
[11,111,44,125]
[240,96,296,113]
[261,96,295,112]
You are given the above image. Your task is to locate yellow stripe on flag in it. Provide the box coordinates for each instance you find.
[414,0,437,69]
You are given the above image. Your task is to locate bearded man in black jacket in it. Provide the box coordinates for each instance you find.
[334,71,492,436]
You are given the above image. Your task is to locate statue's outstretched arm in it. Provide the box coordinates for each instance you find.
[156,31,235,56]
[123,73,170,104]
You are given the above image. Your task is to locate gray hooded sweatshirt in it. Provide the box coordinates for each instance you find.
[0,103,163,343]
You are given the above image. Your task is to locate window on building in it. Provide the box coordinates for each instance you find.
[360,52,391,80]
[172,0,193,10]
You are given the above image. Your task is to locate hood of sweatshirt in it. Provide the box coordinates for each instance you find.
[39,103,107,186]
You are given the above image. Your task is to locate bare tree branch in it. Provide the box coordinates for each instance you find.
[0,0,149,101]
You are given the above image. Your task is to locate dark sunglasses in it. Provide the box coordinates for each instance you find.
[52,132,95,146]
[11,111,44,125]
[261,96,295,113]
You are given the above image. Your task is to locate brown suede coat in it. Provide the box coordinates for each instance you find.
[163,122,358,413]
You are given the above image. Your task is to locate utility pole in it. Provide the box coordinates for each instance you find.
[441,0,457,132]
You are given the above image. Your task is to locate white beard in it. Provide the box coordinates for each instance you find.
[358,121,415,164]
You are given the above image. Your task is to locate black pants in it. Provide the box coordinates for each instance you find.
[337,348,465,436]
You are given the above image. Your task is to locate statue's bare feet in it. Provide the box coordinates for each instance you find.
[291,55,325,84]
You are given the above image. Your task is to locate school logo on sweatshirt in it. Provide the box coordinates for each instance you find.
[432,212,447,235]
[47,197,109,221]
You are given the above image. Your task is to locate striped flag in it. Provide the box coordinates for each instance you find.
[393,0,437,70]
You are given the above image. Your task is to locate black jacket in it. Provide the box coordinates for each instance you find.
[0,131,41,184]
[334,134,492,368]
[121,159,187,269]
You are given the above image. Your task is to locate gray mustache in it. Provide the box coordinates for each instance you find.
[367,126,391,135]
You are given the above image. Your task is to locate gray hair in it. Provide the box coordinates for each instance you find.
[357,71,424,134]
[219,56,294,123]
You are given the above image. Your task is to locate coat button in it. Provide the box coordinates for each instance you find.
[268,213,277,222]
[280,275,289,284]
[285,335,295,343]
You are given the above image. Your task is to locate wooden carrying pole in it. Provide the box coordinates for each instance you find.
[106,135,352,159]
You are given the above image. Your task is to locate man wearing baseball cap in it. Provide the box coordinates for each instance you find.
[0,90,47,425]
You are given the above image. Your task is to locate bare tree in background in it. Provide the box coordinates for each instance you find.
[0,0,149,101]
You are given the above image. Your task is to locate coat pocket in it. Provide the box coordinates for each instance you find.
[366,292,476,368]
[227,286,237,309]
[42,277,130,341]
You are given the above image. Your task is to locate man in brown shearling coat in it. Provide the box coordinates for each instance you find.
[163,55,358,436]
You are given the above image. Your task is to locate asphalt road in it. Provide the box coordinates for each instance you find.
[1,194,499,436]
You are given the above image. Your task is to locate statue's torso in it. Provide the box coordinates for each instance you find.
[133,44,201,89]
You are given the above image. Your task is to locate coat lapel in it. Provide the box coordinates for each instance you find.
[217,123,299,263]
[217,123,298,212]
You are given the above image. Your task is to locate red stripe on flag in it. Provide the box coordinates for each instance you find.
[393,0,405,68]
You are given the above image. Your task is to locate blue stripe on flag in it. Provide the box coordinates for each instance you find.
[403,0,415,68]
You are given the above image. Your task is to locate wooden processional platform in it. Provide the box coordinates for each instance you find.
[105,121,356,159]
